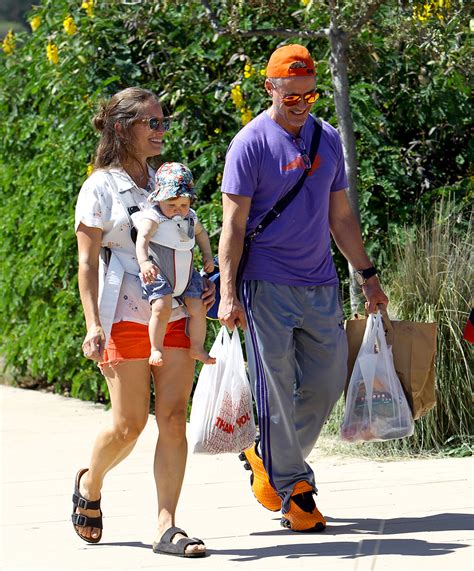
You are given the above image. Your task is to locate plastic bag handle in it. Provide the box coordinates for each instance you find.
[211,326,231,359]
[228,327,246,375]
[358,305,394,347]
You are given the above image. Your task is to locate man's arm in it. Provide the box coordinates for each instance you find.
[218,193,252,329]
[329,190,389,312]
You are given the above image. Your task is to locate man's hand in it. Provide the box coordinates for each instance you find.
[218,294,247,330]
[362,276,389,313]
[139,260,158,284]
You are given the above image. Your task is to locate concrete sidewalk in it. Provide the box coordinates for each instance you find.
[0,384,472,571]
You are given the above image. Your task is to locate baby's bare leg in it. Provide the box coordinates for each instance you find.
[149,295,172,366]
[184,297,216,365]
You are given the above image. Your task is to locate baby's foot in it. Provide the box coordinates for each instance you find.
[189,347,216,365]
[149,350,164,366]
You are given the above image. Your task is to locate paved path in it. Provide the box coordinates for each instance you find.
[0,384,472,571]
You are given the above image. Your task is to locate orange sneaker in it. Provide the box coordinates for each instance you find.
[239,442,281,512]
[280,481,326,532]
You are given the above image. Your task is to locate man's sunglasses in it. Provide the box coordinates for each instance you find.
[138,116,172,131]
[269,80,319,107]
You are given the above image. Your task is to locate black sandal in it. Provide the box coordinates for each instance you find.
[71,468,103,544]
[152,526,206,558]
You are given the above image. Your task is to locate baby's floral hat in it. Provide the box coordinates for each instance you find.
[148,162,196,203]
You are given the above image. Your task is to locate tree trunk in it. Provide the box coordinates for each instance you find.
[328,25,363,314]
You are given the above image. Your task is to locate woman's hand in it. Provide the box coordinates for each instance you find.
[203,257,215,274]
[82,325,106,362]
[201,277,216,311]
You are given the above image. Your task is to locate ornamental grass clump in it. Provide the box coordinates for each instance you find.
[382,199,472,454]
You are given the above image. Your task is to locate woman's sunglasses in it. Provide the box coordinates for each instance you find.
[138,116,172,131]
[269,80,319,107]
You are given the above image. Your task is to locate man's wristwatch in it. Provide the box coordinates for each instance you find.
[353,266,378,286]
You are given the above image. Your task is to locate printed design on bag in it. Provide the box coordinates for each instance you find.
[354,377,394,418]
[201,390,255,454]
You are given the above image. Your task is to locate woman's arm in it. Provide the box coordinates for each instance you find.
[76,223,106,361]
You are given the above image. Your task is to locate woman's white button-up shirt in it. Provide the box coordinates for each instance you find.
[75,167,187,346]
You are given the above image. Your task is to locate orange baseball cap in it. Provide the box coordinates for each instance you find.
[266,44,315,78]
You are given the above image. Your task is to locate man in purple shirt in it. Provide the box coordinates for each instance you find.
[218,44,388,532]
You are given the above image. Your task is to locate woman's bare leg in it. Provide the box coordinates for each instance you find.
[149,296,172,366]
[152,348,205,555]
[74,359,152,541]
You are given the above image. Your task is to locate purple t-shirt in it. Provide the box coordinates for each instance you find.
[221,111,348,286]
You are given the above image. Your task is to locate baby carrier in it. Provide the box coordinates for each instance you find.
[106,173,196,302]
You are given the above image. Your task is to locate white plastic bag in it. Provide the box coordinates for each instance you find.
[341,311,414,442]
[188,327,256,454]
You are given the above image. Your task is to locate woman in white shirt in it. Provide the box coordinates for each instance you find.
[72,87,214,558]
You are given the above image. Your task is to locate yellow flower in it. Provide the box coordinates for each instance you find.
[63,15,77,36]
[216,173,222,184]
[214,128,221,134]
[413,0,450,22]
[413,4,430,22]
[241,107,252,126]
[244,63,255,79]
[300,0,311,5]
[2,30,15,55]
[260,69,266,76]
[231,85,244,108]
[81,0,94,18]
[46,41,59,65]
[30,15,41,32]
[87,163,94,177]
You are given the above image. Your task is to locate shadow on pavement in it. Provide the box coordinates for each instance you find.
[207,538,469,562]
[80,513,472,562]
[90,541,153,549]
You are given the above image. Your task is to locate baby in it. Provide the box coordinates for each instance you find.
[135,162,216,366]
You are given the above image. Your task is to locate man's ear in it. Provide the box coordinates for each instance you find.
[114,121,123,136]
[264,79,273,97]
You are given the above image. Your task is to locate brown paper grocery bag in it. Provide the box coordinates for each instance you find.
[345,310,437,420]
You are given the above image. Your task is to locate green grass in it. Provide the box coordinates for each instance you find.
[324,198,473,455]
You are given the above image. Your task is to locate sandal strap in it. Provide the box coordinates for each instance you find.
[72,492,101,510]
[71,512,103,529]
[159,526,188,544]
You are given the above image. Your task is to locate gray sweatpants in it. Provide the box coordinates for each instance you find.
[242,280,348,513]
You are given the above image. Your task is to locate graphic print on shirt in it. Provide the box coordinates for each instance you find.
[282,154,321,176]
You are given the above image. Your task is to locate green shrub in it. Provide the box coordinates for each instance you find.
[0,0,471,424]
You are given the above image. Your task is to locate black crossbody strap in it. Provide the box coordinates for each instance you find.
[247,117,322,242]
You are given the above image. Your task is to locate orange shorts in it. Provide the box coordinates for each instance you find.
[100,318,190,366]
